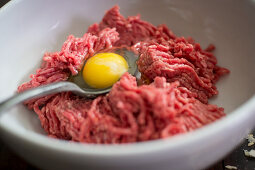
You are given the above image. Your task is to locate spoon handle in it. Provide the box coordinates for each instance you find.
[0,82,73,114]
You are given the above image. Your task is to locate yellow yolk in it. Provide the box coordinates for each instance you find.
[82,53,128,89]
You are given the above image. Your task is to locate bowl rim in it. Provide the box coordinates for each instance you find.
[0,96,254,156]
[0,0,255,157]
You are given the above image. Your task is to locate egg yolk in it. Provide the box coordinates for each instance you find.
[82,53,128,89]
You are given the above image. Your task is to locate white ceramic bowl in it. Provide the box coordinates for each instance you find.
[0,0,255,169]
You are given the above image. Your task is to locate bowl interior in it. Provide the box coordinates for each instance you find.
[0,0,255,136]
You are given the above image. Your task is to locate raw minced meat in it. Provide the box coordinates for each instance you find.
[17,5,229,144]
[88,6,229,103]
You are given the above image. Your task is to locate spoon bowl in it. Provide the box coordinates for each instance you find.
[69,48,139,90]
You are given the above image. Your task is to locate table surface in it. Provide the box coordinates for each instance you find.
[0,0,255,170]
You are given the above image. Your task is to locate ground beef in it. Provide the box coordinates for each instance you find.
[18,5,228,144]
[135,39,229,103]
[88,6,175,47]
[88,5,229,103]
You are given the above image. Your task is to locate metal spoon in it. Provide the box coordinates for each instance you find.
[0,49,139,113]
[0,82,111,113]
